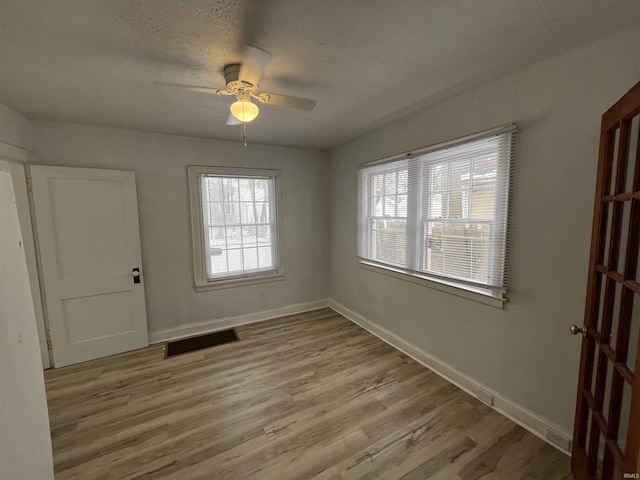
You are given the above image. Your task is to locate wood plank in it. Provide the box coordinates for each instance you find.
[45,308,571,479]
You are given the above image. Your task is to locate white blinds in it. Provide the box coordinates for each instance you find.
[201,175,276,279]
[357,125,516,298]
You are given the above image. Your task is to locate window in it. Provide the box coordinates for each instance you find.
[357,124,516,300]
[188,166,283,290]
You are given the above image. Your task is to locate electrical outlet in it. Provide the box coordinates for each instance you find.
[545,428,572,452]
[259,292,267,307]
[474,387,494,406]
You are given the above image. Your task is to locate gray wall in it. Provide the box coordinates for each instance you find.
[328,24,640,433]
[0,105,54,479]
[31,123,330,335]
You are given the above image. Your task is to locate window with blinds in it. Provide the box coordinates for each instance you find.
[188,166,283,290]
[357,125,516,299]
[201,175,276,278]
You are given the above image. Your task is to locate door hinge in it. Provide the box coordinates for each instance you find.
[47,339,53,350]
[26,177,32,191]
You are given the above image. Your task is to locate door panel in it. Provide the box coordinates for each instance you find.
[62,291,136,343]
[30,166,148,367]
[48,177,130,279]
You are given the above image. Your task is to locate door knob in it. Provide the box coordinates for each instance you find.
[570,324,587,337]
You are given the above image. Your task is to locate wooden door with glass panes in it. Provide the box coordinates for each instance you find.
[571,80,640,480]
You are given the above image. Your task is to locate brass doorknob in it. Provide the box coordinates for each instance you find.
[570,324,588,337]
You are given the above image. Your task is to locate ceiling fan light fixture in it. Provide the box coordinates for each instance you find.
[230,99,259,123]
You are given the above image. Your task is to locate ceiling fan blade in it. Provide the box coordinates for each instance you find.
[155,81,227,94]
[238,46,271,88]
[256,92,316,111]
[226,112,242,126]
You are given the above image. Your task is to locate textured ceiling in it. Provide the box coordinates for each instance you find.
[1,0,639,150]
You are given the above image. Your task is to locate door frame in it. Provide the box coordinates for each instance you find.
[0,144,51,369]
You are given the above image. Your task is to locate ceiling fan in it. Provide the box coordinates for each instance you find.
[157,46,317,126]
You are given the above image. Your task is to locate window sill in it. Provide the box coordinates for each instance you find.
[195,272,285,292]
[357,261,506,309]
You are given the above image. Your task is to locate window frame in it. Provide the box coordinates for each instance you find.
[357,124,515,305]
[188,165,284,291]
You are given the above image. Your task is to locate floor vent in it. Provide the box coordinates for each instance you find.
[165,329,239,357]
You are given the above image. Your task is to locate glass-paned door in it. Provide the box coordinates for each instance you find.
[572,80,640,479]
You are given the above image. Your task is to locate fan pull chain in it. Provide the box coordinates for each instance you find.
[242,99,248,146]
[242,121,247,147]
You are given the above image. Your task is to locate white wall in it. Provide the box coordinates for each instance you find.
[31,123,329,336]
[328,24,640,435]
[0,160,54,479]
[0,101,53,477]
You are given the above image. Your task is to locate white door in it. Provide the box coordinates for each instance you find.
[30,166,148,367]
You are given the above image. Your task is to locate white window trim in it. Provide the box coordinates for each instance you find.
[356,124,516,305]
[358,261,505,309]
[188,165,285,292]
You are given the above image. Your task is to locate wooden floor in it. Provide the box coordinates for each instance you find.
[45,308,572,480]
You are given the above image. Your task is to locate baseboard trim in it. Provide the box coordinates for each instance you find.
[327,299,572,456]
[149,299,329,344]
